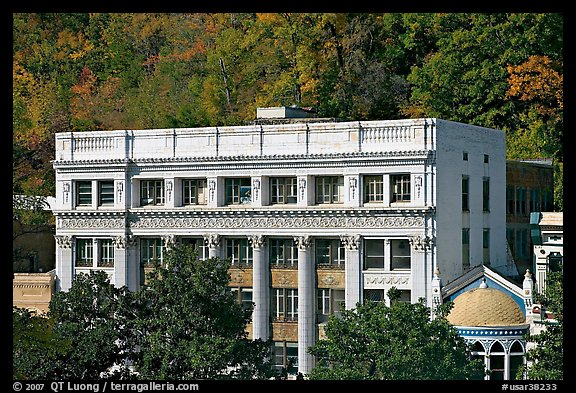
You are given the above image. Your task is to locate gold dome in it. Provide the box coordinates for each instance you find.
[447,287,526,327]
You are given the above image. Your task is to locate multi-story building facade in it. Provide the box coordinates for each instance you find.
[505,160,554,277]
[52,109,507,375]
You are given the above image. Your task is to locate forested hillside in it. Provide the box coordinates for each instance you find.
[12,13,563,210]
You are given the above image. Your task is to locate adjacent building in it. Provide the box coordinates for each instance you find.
[52,109,509,375]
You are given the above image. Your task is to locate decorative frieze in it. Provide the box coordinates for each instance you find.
[363,272,410,288]
[57,216,125,229]
[229,268,253,287]
[271,269,298,288]
[129,213,424,230]
[317,270,345,289]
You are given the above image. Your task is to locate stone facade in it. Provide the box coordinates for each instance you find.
[52,114,506,375]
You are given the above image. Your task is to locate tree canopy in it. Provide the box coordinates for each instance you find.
[308,288,485,380]
[13,13,563,210]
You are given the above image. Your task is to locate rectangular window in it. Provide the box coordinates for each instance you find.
[76,181,92,206]
[397,290,411,303]
[315,239,345,268]
[363,175,384,203]
[516,187,527,215]
[364,239,385,269]
[463,151,468,161]
[272,288,298,321]
[462,176,469,211]
[140,180,165,206]
[98,239,115,267]
[517,228,527,258]
[530,189,541,213]
[230,287,253,311]
[183,179,208,205]
[317,288,345,323]
[363,289,385,303]
[270,177,298,204]
[483,177,490,212]
[462,228,470,269]
[391,174,411,202]
[272,342,298,374]
[226,238,253,267]
[181,238,209,260]
[315,176,344,204]
[98,181,114,206]
[76,239,93,267]
[225,178,251,205]
[506,186,515,215]
[483,228,490,265]
[140,238,164,267]
[390,239,411,270]
[506,228,515,256]
[484,154,489,164]
[269,239,298,268]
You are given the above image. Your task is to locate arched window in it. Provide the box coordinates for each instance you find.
[509,341,525,380]
[470,341,487,380]
[489,342,506,380]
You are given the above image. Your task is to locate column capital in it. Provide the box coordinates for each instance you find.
[409,235,435,251]
[114,235,127,249]
[340,234,361,251]
[249,234,266,249]
[54,235,72,248]
[294,235,312,250]
[162,234,177,249]
[204,233,221,248]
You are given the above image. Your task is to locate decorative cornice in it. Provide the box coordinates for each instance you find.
[53,150,436,171]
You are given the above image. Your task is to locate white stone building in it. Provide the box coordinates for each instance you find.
[52,109,507,375]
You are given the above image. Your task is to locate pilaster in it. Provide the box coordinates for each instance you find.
[295,235,315,375]
[341,234,361,309]
[250,235,269,340]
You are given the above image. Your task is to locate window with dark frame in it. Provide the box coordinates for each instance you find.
[76,181,92,206]
[315,176,344,204]
[98,181,114,206]
[270,239,298,268]
[140,180,165,206]
[225,178,251,205]
[271,288,298,321]
[391,174,411,202]
[270,177,298,204]
[315,239,345,268]
[462,176,469,211]
[363,175,384,203]
[183,179,208,205]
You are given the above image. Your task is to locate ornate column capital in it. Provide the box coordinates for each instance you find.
[162,234,177,249]
[340,234,361,251]
[409,235,435,251]
[54,235,72,248]
[249,234,266,249]
[114,235,127,249]
[204,233,221,248]
[294,235,311,250]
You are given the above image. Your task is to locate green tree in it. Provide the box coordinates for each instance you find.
[308,288,484,380]
[13,307,70,380]
[520,271,563,380]
[130,244,276,379]
[47,270,135,379]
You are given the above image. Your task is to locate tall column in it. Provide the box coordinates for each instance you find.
[295,235,315,375]
[113,235,129,288]
[250,235,269,340]
[126,235,139,291]
[54,235,73,292]
[204,234,221,259]
[341,234,361,309]
[409,235,429,303]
